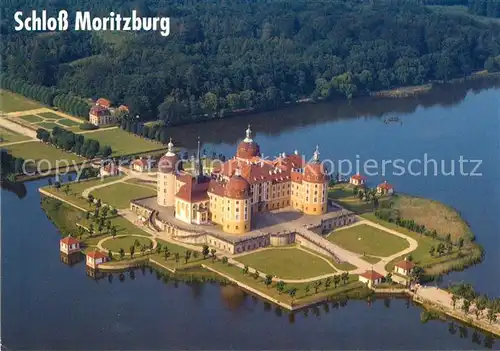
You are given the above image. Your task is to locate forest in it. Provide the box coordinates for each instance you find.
[2,0,500,125]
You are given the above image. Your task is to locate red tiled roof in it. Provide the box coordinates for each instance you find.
[87,250,107,259]
[395,260,415,270]
[176,177,210,202]
[96,98,111,108]
[351,173,366,180]
[360,270,384,281]
[61,236,80,245]
[378,181,393,190]
[118,105,129,112]
[132,159,148,168]
[90,105,110,116]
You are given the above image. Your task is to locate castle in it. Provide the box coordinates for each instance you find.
[155,126,329,235]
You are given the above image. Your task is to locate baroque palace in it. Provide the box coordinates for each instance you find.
[157,126,329,234]
[130,126,356,257]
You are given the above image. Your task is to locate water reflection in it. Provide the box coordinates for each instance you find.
[170,78,500,150]
[60,252,83,266]
[220,285,246,310]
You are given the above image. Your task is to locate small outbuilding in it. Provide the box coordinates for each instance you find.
[359,269,384,288]
[350,173,366,186]
[394,258,415,277]
[131,158,149,172]
[60,235,81,255]
[86,250,109,269]
[377,181,394,195]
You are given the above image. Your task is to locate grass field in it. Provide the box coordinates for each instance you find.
[37,122,59,130]
[0,90,43,112]
[392,194,472,242]
[102,236,153,252]
[84,128,166,156]
[124,178,157,189]
[5,141,84,170]
[38,112,63,120]
[205,260,368,305]
[20,115,43,123]
[329,184,391,214]
[90,182,156,209]
[0,127,31,144]
[236,248,336,279]
[327,224,409,257]
[43,175,125,210]
[57,118,80,126]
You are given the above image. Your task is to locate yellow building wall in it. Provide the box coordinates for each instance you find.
[302,180,328,215]
[221,197,251,234]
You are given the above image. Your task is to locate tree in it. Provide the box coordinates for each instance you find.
[119,248,125,259]
[222,256,228,264]
[253,270,259,279]
[325,277,332,290]
[110,226,117,239]
[243,265,249,275]
[429,246,435,257]
[174,252,180,265]
[202,245,209,259]
[276,280,286,294]
[164,250,171,261]
[210,248,217,262]
[264,274,273,288]
[462,299,471,315]
[333,275,341,288]
[184,250,192,264]
[129,245,135,258]
[305,284,311,296]
[385,273,392,284]
[451,294,458,310]
[341,272,349,285]
[487,308,497,324]
[108,250,113,261]
[457,238,464,253]
[313,280,322,293]
[289,288,297,303]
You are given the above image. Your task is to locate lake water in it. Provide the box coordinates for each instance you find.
[2,79,500,349]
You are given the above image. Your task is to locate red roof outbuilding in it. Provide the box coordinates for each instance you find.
[360,270,384,281]
[60,236,80,245]
[87,250,107,259]
[395,259,415,270]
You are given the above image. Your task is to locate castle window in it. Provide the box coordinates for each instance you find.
[236,226,239,230]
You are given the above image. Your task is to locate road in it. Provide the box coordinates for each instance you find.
[0,117,37,138]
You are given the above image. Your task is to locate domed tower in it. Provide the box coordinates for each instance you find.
[157,139,178,207]
[223,169,252,234]
[302,145,329,215]
[236,125,260,159]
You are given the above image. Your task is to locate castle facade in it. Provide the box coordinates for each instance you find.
[156,126,330,235]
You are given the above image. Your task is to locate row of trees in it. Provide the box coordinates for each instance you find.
[3,1,500,124]
[449,282,499,325]
[36,126,112,159]
[1,76,90,119]
[0,149,25,181]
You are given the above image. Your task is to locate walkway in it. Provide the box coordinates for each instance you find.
[96,234,158,254]
[0,117,36,138]
[0,139,37,147]
[81,175,132,199]
[6,107,82,123]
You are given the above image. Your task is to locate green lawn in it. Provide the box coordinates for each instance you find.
[81,128,166,156]
[37,122,59,130]
[361,214,468,274]
[329,183,392,214]
[38,112,63,120]
[57,118,80,127]
[0,127,31,144]
[0,90,43,112]
[19,115,43,123]
[205,260,368,305]
[90,182,156,209]
[42,175,125,210]
[102,236,153,252]
[360,255,381,264]
[5,141,84,170]
[236,248,336,279]
[327,224,409,257]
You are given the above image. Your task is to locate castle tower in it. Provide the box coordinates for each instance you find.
[157,139,178,207]
[223,168,252,234]
[236,125,260,159]
[302,145,329,215]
